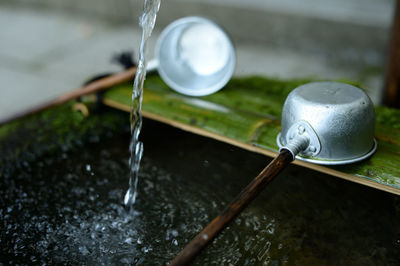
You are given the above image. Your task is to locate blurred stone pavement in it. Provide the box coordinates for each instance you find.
[0,0,395,121]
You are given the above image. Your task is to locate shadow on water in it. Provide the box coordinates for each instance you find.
[1,118,399,265]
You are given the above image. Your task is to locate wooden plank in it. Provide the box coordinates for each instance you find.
[103,75,400,195]
[384,0,400,107]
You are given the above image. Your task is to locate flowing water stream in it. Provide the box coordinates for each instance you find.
[124,0,161,208]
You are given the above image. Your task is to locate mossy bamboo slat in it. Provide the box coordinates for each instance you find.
[0,67,137,126]
[102,75,400,196]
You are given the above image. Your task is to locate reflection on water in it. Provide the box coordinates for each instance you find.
[1,120,399,265]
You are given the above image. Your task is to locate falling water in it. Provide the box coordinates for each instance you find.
[124,0,161,208]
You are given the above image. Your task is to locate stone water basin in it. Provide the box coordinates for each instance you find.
[0,101,399,265]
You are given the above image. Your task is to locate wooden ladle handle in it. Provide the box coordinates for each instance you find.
[169,149,293,266]
[0,67,137,126]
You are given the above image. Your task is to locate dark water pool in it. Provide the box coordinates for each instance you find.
[1,119,399,265]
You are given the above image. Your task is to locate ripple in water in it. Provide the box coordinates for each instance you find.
[1,122,399,265]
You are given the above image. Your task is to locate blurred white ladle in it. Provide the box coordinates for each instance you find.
[147,16,236,96]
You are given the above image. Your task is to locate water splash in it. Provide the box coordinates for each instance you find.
[1,122,399,264]
[124,0,161,208]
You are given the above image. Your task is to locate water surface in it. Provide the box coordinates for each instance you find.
[1,120,399,265]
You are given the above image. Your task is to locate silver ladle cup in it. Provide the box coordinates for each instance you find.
[170,81,377,265]
[277,82,377,165]
[147,16,236,96]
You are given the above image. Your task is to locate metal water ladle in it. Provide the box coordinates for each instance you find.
[170,82,377,265]
[0,16,235,125]
[147,16,236,96]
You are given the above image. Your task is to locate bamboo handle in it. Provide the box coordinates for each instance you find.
[0,66,137,126]
[168,149,294,266]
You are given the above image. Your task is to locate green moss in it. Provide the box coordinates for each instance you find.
[375,106,400,130]
[2,74,400,194]
[226,76,308,96]
[358,66,384,84]
[104,74,400,193]
[143,75,308,119]
[0,101,127,177]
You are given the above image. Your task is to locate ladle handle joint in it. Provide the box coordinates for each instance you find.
[279,120,321,160]
[280,134,309,160]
